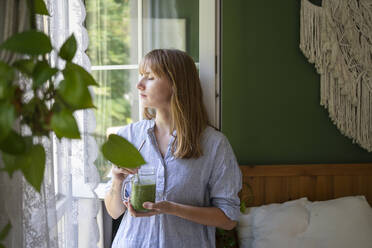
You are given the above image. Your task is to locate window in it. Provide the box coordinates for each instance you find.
[85,0,220,199]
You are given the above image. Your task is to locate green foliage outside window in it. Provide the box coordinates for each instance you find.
[85,0,136,182]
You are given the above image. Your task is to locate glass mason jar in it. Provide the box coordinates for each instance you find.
[123,166,156,212]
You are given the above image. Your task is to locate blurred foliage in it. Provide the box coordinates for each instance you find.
[0,0,144,244]
[0,0,144,195]
[0,29,92,192]
[86,0,132,66]
[216,228,239,248]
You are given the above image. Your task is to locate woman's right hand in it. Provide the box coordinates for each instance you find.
[111,165,138,182]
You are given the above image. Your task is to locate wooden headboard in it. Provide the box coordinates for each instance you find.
[239,163,372,207]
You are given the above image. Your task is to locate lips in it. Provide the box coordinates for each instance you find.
[140,93,147,97]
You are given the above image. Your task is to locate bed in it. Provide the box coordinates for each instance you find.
[236,163,372,248]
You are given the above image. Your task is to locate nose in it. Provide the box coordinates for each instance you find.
[136,77,145,90]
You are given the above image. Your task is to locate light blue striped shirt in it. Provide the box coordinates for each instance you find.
[105,119,242,248]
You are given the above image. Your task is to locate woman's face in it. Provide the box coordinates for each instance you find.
[136,67,173,109]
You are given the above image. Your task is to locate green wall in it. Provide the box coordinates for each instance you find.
[221,0,372,165]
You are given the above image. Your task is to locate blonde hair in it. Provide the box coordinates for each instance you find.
[139,49,209,159]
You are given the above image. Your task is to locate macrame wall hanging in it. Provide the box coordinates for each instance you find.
[300,0,372,152]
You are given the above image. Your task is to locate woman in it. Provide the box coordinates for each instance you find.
[104,49,242,248]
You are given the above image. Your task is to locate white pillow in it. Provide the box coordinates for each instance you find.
[237,198,310,248]
[238,196,372,248]
[298,195,372,248]
[251,197,310,248]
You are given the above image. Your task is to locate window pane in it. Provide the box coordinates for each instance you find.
[92,69,139,183]
[86,0,138,65]
[142,0,199,62]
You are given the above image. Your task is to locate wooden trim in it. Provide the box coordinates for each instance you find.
[239,163,372,207]
[240,163,372,176]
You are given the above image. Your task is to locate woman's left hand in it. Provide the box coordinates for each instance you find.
[123,199,236,230]
[123,199,173,217]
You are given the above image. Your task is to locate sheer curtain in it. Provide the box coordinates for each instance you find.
[0,0,100,247]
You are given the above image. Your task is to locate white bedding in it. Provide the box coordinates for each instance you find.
[237,196,372,248]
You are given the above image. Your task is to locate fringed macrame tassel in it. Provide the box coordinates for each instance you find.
[300,0,372,152]
[300,0,324,71]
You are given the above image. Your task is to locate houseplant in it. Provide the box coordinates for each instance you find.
[0,0,145,243]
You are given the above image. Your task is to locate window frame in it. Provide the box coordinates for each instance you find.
[85,0,221,199]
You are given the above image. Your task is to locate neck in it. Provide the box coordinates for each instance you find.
[154,107,172,135]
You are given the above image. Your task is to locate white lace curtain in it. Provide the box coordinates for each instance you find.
[0,0,100,247]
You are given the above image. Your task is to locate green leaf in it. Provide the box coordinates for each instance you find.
[1,152,21,177]
[64,62,99,86]
[0,102,15,142]
[34,0,50,16]
[1,137,32,177]
[0,62,14,100]
[0,83,15,101]
[0,30,52,55]
[13,59,36,76]
[0,221,11,241]
[240,201,246,213]
[50,109,81,139]
[50,100,62,113]
[0,130,26,154]
[0,61,14,82]
[32,61,58,89]
[58,62,98,109]
[59,35,77,61]
[101,134,146,169]
[58,79,95,110]
[20,144,46,192]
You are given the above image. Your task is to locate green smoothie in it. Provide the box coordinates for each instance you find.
[130,181,156,212]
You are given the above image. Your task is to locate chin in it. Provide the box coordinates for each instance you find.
[141,102,153,109]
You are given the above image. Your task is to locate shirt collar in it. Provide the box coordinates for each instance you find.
[147,119,177,137]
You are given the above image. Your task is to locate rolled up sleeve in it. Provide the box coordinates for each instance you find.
[208,136,242,221]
